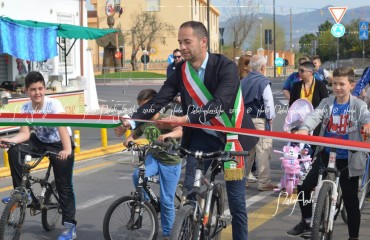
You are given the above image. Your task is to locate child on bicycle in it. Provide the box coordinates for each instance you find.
[0,71,77,240]
[123,89,182,239]
[287,67,370,240]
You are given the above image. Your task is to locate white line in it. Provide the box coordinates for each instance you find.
[223,193,270,215]
[76,195,115,210]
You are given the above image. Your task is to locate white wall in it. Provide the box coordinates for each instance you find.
[0,0,87,85]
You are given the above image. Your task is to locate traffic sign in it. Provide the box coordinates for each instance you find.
[167,54,174,64]
[359,21,369,40]
[331,23,346,38]
[275,57,284,67]
[141,55,150,64]
[328,7,347,23]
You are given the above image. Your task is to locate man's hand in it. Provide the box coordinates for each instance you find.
[295,130,309,135]
[362,125,370,141]
[156,115,188,129]
[123,136,134,147]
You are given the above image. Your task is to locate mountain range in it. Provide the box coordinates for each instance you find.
[220,5,370,51]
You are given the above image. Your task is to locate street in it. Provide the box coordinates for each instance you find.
[0,80,369,239]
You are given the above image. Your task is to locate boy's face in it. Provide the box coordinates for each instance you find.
[26,81,45,106]
[332,76,354,99]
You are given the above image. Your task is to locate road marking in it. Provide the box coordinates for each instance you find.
[0,186,13,193]
[119,176,133,180]
[74,161,115,174]
[76,195,115,210]
[0,161,117,194]
[221,193,293,239]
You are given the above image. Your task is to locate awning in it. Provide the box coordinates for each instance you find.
[1,17,118,40]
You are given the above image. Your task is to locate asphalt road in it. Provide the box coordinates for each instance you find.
[0,80,369,239]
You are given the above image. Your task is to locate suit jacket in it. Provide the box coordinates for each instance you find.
[289,79,329,108]
[132,53,258,150]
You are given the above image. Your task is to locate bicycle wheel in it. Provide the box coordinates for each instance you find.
[170,204,199,240]
[358,170,370,210]
[103,195,158,240]
[311,183,334,240]
[208,183,225,240]
[0,194,27,240]
[42,180,62,231]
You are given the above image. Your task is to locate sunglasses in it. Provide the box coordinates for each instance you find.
[298,69,311,73]
[174,56,182,59]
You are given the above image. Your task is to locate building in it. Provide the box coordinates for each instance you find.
[88,0,220,70]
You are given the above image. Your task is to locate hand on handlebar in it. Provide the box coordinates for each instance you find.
[0,139,13,148]
[58,149,71,160]
[294,129,309,135]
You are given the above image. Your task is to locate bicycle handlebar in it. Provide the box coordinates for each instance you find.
[1,141,63,169]
[177,146,248,159]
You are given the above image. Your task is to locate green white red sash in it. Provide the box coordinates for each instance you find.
[182,61,245,181]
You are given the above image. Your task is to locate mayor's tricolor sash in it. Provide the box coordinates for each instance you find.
[182,61,245,181]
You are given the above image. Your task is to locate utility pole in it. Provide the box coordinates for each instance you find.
[290,8,293,52]
[273,0,276,77]
[259,17,263,48]
[207,0,211,52]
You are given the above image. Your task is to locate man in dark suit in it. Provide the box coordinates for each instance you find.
[117,21,256,240]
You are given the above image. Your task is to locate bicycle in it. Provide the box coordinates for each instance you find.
[102,140,183,240]
[0,142,62,240]
[310,149,350,239]
[273,144,312,196]
[340,153,370,224]
[169,147,248,240]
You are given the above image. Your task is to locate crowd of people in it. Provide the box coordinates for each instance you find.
[2,20,370,240]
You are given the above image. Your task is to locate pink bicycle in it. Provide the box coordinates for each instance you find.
[274,145,312,196]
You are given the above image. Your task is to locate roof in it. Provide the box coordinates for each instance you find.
[1,17,118,40]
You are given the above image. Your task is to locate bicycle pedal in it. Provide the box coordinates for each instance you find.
[219,214,232,225]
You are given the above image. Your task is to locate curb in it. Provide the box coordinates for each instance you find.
[0,139,149,178]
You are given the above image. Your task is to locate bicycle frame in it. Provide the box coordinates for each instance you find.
[311,151,341,233]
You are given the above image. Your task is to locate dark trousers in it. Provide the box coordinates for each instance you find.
[8,133,76,225]
[183,129,248,240]
[297,151,360,238]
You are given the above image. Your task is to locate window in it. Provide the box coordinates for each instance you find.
[146,0,160,12]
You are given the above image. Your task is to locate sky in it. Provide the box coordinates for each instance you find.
[212,0,367,18]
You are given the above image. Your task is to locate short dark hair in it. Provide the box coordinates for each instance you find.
[312,55,321,61]
[25,71,45,88]
[137,89,157,102]
[332,67,355,83]
[299,61,315,72]
[180,21,208,39]
[173,49,181,55]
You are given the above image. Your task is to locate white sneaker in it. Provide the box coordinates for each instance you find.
[247,172,258,183]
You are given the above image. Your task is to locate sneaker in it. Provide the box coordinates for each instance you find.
[58,222,77,240]
[287,219,311,236]
[247,172,258,183]
[2,193,31,204]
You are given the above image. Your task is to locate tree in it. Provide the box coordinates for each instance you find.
[224,0,256,60]
[126,11,175,71]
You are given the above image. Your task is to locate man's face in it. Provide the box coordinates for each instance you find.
[178,27,207,63]
[298,67,313,81]
[173,51,182,64]
[312,59,321,70]
[26,81,45,107]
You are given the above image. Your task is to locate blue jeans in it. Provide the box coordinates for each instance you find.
[183,129,248,240]
[132,154,181,236]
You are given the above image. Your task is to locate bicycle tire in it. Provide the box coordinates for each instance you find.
[208,183,225,240]
[42,180,62,231]
[311,183,334,240]
[102,195,158,240]
[358,169,370,210]
[170,204,198,240]
[0,194,27,240]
